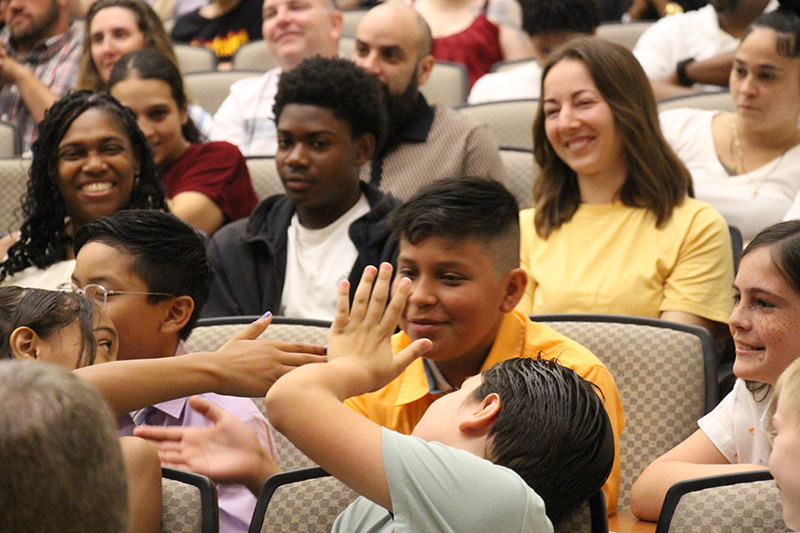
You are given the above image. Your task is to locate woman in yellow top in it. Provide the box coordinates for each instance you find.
[517,37,734,335]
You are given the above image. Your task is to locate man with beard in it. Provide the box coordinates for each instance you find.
[0,0,81,153]
[633,0,776,99]
[352,2,505,201]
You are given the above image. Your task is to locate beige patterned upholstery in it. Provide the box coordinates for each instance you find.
[186,317,330,473]
[421,61,468,107]
[232,41,276,71]
[658,91,734,113]
[251,396,317,471]
[0,158,31,236]
[489,58,535,74]
[245,157,283,201]
[0,121,18,157]
[232,37,357,72]
[184,71,262,115]
[659,475,787,532]
[596,22,652,51]
[174,44,218,74]
[554,490,608,533]
[341,8,368,37]
[534,315,717,510]
[249,467,358,533]
[161,467,219,533]
[457,99,537,151]
[499,148,537,209]
[186,316,331,353]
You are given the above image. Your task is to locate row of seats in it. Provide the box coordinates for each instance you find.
[172,16,654,74]
[180,314,784,533]
[171,19,657,113]
[0,80,733,160]
[0,149,538,237]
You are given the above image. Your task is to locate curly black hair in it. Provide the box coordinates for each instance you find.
[0,91,166,281]
[519,0,600,37]
[273,56,388,150]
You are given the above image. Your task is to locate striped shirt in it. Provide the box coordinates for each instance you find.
[0,21,83,154]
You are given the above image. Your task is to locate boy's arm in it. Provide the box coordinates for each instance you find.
[75,315,327,417]
[265,264,431,511]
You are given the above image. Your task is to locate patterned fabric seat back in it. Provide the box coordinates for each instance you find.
[534,314,717,509]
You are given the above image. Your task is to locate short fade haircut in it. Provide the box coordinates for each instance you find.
[73,210,211,340]
[0,360,128,533]
[390,177,520,275]
[472,357,615,523]
[273,56,388,150]
[0,287,99,368]
[519,0,600,37]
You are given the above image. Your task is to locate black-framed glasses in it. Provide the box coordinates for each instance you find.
[57,282,174,308]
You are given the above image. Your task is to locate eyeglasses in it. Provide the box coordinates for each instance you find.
[57,282,174,308]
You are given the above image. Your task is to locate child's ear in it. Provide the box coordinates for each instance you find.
[8,327,40,360]
[458,392,501,435]
[499,268,528,312]
[354,133,376,165]
[159,296,195,335]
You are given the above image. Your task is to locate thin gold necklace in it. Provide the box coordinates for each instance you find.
[729,118,790,199]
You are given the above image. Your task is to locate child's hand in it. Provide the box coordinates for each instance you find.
[134,396,279,495]
[213,314,328,396]
[326,263,432,393]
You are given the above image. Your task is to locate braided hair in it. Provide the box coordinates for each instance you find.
[0,91,166,281]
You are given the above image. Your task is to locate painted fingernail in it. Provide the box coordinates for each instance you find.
[261,311,272,319]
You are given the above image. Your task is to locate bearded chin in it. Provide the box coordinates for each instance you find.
[384,74,420,140]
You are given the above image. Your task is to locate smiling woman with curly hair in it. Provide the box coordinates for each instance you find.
[0,90,167,288]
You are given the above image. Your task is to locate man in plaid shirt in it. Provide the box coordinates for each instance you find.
[0,0,82,154]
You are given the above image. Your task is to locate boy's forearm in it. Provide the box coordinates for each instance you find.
[266,360,393,510]
[267,360,374,429]
[75,353,223,417]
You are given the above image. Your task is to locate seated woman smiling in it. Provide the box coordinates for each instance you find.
[109,50,257,236]
[517,37,734,336]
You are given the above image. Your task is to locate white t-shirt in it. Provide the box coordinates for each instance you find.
[279,194,370,320]
[210,68,281,157]
[468,61,541,104]
[661,108,800,242]
[632,3,777,84]
[698,378,772,465]
[332,428,553,532]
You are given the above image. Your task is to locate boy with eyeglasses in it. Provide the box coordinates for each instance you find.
[69,209,285,533]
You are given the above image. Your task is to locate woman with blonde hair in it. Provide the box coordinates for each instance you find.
[517,37,734,334]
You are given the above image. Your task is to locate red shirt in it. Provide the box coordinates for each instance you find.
[161,141,258,222]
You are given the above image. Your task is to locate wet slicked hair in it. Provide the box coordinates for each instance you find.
[472,357,615,523]
[390,176,520,275]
